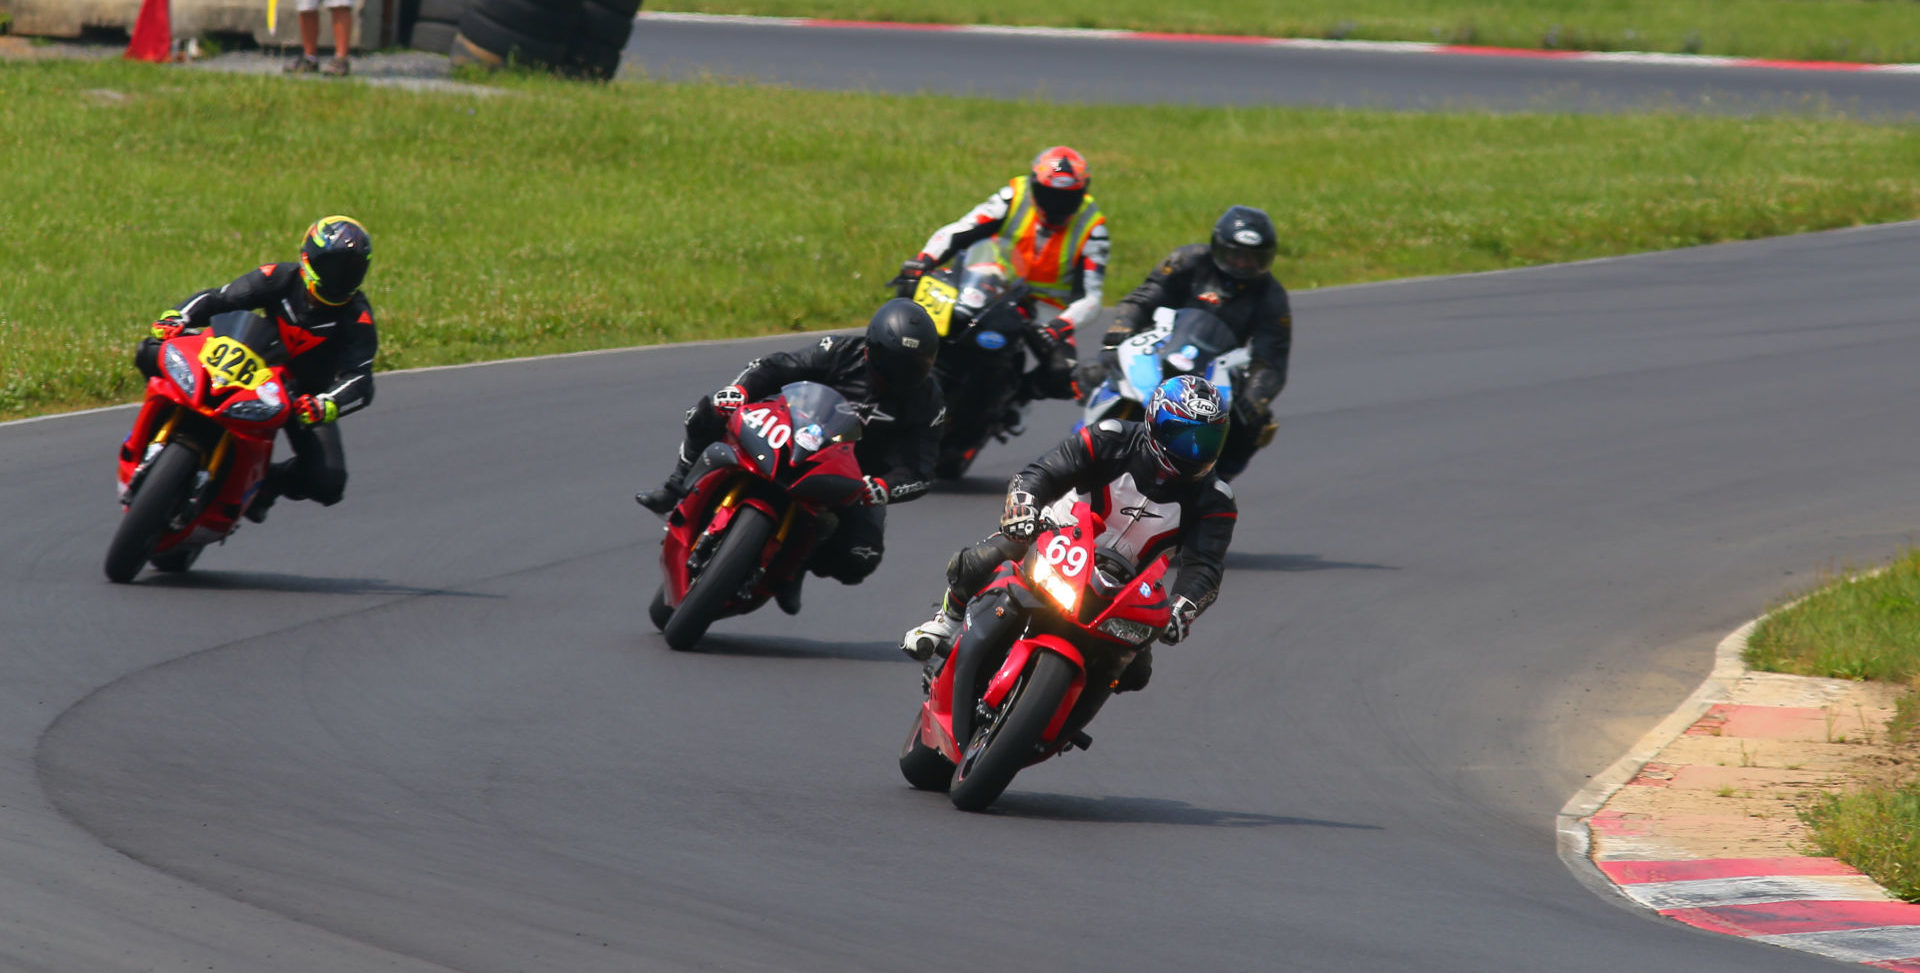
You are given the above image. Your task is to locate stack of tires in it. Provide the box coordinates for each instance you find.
[450,0,639,79]
[408,0,470,54]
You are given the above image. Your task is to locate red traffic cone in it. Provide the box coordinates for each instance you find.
[125,0,173,62]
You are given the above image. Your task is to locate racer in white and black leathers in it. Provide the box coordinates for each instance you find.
[909,384,1237,691]
[636,300,947,591]
[134,216,376,518]
[1087,205,1292,480]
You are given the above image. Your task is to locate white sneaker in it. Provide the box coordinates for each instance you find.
[901,607,961,662]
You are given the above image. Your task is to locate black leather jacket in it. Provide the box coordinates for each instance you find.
[1009,418,1237,607]
[1104,243,1293,409]
[731,333,947,504]
[172,262,378,417]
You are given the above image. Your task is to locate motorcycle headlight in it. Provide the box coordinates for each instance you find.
[163,343,199,398]
[223,396,284,422]
[1098,617,1157,646]
[1029,554,1078,614]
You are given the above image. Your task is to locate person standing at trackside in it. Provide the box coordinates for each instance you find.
[285,0,356,76]
[1082,205,1291,481]
[900,375,1237,694]
[895,146,1109,401]
[635,299,948,615]
[136,216,377,523]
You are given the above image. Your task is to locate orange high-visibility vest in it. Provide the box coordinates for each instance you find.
[1002,177,1104,310]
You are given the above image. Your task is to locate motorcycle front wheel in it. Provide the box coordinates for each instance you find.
[104,442,199,583]
[662,505,773,651]
[948,650,1076,812]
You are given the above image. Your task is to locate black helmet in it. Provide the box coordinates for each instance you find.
[300,215,371,306]
[1209,205,1277,281]
[864,298,939,396]
[1028,145,1091,223]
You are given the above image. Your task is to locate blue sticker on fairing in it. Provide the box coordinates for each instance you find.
[974,330,1008,350]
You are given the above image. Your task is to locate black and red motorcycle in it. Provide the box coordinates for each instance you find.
[899,499,1175,811]
[649,381,868,650]
[105,310,296,582]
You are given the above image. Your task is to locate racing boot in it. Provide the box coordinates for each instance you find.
[635,448,693,516]
[243,462,291,524]
[1114,648,1153,694]
[774,572,805,616]
[901,593,962,662]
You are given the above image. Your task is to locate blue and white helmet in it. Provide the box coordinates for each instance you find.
[1144,375,1229,482]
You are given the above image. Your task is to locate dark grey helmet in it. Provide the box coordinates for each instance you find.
[1210,205,1277,281]
[864,298,939,395]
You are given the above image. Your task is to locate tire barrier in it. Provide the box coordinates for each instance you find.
[447,0,637,78]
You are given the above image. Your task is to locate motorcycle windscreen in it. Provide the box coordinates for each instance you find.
[207,310,288,364]
[954,237,1016,318]
[780,382,863,462]
[1157,308,1239,376]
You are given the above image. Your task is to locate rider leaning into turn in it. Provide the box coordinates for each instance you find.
[134,215,376,524]
[896,145,1109,401]
[1085,204,1292,481]
[900,375,1238,693]
[636,299,949,613]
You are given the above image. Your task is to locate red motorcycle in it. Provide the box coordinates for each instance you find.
[650,381,868,650]
[105,311,295,582]
[899,500,1175,811]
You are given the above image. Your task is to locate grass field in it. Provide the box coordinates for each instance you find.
[651,0,1920,64]
[3,59,1919,419]
[1749,552,1920,900]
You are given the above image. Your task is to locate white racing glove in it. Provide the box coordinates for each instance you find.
[1160,595,1201,645]
[1000,490,1039,540]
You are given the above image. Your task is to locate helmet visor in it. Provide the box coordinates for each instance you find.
[867,342,933,394]
[1149,417,1227,480]
[303,250,368,304]
[1032,181,1085,223]
[1211,240,1275,281]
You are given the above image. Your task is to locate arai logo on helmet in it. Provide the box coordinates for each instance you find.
[1045,174,1078,188]
[1180,387,1221,417]
[901,336,920,349]
[1233,229,1264,246]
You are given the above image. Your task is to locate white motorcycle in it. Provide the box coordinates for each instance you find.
[1078,306,1249,428]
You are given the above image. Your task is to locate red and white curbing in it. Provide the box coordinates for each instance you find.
[1560,619,1920,969]
[639,11,1920,75]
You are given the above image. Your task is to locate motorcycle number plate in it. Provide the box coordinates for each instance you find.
[199,337,270,391]
[913,276,959,337]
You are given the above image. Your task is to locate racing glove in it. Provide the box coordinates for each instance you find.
[1160,595,1201,645]
[1000,490,1040,540]
[711,384,748,414]
[150,310,188,341]
[293,393,338,426]
[898,254,933,282]
[860,475,890,507]
[1034,316,1075,352]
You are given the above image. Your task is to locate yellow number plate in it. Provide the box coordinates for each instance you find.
[912,275,959,338]
[199,336,270,391]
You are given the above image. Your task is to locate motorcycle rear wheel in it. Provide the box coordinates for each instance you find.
[662,505,773,651]
[898,713,953,792]
[104,443,199,583]
[948,650,1076,812]
[648,585,673,632]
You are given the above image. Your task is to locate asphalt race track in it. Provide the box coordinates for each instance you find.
[5,220,1918,970]
[622,15,1920,118]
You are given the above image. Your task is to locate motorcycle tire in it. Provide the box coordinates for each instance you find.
[104,443,199,583]
[418,0,468,21]
[661,505,772,651]
[648,584,673,631]
[150,545,202,574]
[898,714,953,792]
[948,650,1076,812]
